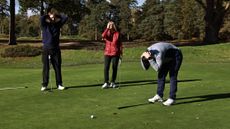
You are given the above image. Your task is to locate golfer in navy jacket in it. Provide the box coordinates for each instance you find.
[40,8,68,91]
[141,42,183,106]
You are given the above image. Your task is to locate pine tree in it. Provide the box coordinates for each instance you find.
[138,0,165,40]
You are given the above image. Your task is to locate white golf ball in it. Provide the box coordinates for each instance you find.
[90,115,94,119]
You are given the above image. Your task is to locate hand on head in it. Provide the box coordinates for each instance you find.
[49,13,55,21]
[107,21,114,29]
[141,52,151,59]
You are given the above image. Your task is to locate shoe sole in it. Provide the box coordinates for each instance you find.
[163,102,175,106]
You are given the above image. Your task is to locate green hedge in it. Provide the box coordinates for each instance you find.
[1,45,42,58]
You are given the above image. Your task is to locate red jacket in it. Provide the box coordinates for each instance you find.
[102,28,122,56]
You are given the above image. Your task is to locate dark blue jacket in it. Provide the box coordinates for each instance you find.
[40,15,68,49]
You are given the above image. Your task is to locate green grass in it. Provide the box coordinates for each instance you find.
[0,42,230,129]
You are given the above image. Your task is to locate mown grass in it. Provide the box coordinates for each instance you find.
[0,42,230,129]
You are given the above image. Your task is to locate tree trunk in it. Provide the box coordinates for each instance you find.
[40,0,44,38]
[95,27,98,41]
[9,0,16,45]
[204,25,219,44]
[40,0,44,16]
[203,0,226,44]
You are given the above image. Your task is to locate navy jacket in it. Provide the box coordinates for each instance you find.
[40,15,68,49]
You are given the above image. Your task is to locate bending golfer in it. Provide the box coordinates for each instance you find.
[141,42,183,106]
[101,21,122,89]
[40,8,68,91]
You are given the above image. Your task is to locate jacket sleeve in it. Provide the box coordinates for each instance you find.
[40,15,47,28]
[59,15,68,27]
[117,34,123,56]
[102,28,109,40]
[148,54,162,72]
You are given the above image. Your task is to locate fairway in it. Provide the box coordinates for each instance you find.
[0,43,230,129]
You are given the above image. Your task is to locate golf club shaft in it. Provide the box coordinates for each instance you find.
[49,55,52,91]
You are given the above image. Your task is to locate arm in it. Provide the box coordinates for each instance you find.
[142,51,162,72]
[58,15,68,27]
[149,59,159,72]
[40,15,48,28]
[102,22,113,41]
[113,32,123,56]
[102,28,110,41]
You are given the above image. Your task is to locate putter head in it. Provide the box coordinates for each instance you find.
[119,57,122,66]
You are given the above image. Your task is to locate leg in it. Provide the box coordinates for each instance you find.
[169,50,183,99]
[42,49,50,87]
[104,55,111,83]
[51,49,63,87]
[111,56,120,83]
[169,69,178,99]
[157,64,169,98]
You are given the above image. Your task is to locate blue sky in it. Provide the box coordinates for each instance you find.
[137,0,146,6]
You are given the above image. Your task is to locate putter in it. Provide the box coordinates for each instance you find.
[48,55,53,92]
[0,86,28,91]
[117,57,122,89]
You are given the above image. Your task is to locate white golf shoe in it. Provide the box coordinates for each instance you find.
[58,85,65,90]
[163,98,175,106]
[41,86,47,91]
[110,82,118,88]
[148,94,163,103]
[102,83,109,89]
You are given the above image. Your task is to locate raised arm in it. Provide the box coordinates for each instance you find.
[40,15,48,28]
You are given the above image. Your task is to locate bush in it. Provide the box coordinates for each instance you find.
[219,30,230,41]
[1,45,42,58]
[0,34,8,38]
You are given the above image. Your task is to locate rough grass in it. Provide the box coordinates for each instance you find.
[0,42,230,129]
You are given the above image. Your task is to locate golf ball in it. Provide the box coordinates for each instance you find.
[90,115,94,119]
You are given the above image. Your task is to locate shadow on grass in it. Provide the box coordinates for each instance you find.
[117,102,150,110]
[176,93,230,105]
[67,79,201,89]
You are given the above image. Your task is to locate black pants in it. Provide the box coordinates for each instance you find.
[104,55,120,83]
[42,48,62,87]
[157,49,183,99]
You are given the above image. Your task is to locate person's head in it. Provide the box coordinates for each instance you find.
[108,21,117,32]
[47,8,59,21]
[140,56,150,70]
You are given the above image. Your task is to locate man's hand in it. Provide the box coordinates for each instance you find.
[141,52,151,59]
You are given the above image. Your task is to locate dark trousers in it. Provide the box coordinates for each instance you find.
[42,48,62,87]
[157,49,183,99]
[104,55,120,83]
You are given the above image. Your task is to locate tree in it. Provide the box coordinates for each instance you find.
[138,0,165,40]
[0,0,8,34]
[9,0,16,45]
[195,0,230,43]
[49,0,88,35]
[110,0,137,40]
[79,0,110,40]
[19,0,88,35]
[164,0,204,40]
[19,0,45,15]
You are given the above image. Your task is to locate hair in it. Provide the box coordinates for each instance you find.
[110,22,117,32]
[49,8,59,16]
[141,56,150,70]
[46,5,59,16]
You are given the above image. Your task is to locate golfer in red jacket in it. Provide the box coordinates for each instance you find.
[101,21,122,89]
